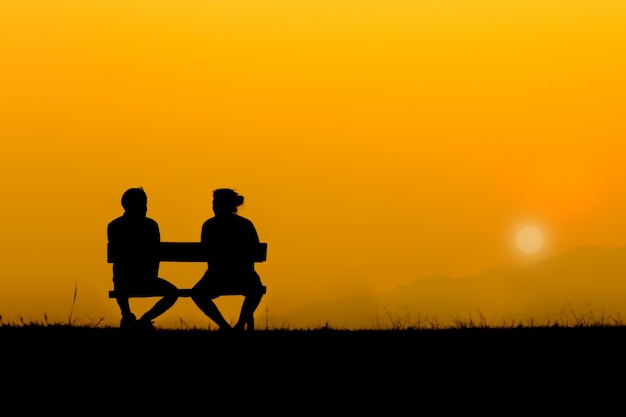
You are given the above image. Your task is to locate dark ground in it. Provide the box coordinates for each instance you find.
[1,325,625,413]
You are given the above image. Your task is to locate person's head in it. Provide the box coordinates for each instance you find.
[212,188,244,215]
[121,187,148,216]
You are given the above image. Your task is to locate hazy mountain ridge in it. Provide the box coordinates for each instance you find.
[273,244,626,329]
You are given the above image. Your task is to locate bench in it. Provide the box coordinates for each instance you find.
[107,242,267,298]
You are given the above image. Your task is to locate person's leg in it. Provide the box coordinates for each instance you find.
[191,274,232,330]
[116,297,137,328]
[234,291,263,331]
[116,297,132,317]
[115,284,136,328]
[138,279,179,325]
[191,293,232,330]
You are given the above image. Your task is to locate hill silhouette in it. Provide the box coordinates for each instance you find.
[273,244,626,329]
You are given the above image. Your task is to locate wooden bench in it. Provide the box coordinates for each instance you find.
[107,242,267,298]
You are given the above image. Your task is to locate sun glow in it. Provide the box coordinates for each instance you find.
[515,226,544,254]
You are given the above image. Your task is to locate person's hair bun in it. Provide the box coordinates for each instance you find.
[213,188,244,208]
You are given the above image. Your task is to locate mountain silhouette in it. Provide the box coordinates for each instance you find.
[273,244,626,329]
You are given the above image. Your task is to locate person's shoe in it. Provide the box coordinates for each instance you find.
[136,317,156,332]
[218,324,233,332]
[120,313,137,329]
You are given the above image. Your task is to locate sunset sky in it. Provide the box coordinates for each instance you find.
[1,1,625,329]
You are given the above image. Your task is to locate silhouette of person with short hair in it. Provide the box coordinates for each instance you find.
[107,187,179,330]
[191,188,265,331]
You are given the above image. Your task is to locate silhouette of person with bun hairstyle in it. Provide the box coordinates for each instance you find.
[191,188,265,331]
[107,187,179,330]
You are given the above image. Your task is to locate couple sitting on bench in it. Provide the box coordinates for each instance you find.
[107,187,266,332]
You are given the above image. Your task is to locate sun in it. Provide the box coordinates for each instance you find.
[515,226,544,254]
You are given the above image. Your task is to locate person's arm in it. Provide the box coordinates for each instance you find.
[107,219,127,264]
[200,220,214,265]
[246,220,261,264]
[149,220,161,277]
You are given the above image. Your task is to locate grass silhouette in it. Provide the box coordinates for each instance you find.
[1,297,624,330]
[5,305,625,331]
[2,309,624,413]
[2,288,625,406]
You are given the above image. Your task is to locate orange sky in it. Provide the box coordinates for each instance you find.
[1,1,625,329]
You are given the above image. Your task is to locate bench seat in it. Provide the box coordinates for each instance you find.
[108,286,266,299]
[107,241,267,299]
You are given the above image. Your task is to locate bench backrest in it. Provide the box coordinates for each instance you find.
[107,242,267,263]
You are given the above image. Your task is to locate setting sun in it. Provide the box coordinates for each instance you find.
[515,226,544,254]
